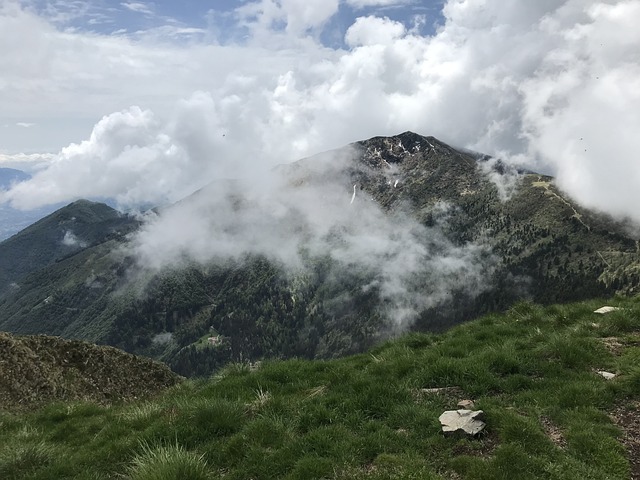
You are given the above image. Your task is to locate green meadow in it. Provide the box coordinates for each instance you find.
[2,298,640,479]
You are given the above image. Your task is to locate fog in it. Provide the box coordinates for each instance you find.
[131,146,496,329]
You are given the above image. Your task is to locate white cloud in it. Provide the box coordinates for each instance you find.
[518,0,640,220]
[131,152,496,328]
[15,122,36,128]
[0,0,639,227]
[62,230,87,248]
[1,102,233,209]
[236,0,340,38]
[120,2,153,15]
[345,15,406,46]
[0,153,55,173]
[346,0,414,9]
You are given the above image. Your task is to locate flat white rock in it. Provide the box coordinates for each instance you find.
[594,306,620,314]
[439,409,486,436]
[597,371,616,380]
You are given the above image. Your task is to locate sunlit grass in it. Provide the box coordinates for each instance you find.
[127,441,211,480]
[1,298,639,478]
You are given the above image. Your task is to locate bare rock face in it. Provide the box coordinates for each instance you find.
[439,409,486,437]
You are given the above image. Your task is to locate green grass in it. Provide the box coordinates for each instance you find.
[2,297,640,479]
[127,441,211,480]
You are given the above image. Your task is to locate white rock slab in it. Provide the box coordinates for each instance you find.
[594,306,620,314]
[439,409,486,436]
[597,371,616,380]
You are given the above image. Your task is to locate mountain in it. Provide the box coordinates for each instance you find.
[0,168,29,188]
[0,168,61,240]
[0,132,638,377]
[0,199,139,295]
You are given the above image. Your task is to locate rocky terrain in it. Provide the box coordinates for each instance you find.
[0,332,182,410]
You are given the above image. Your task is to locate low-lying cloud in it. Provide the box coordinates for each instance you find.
[61,230,87,248]
[131,148,495,329]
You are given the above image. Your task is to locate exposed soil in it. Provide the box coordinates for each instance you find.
[600,336,625,356]
[0,332,182,411]
[610,401,640,479]
[539,415,567,449]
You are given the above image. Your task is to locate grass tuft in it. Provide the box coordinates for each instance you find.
[0,441,56,479]
[126,441,211,480]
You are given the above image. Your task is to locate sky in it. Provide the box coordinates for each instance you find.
[0,0,639,224]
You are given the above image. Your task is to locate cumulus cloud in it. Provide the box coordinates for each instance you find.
[0,97,264,209]
[519,0,640,220]
[1,0,639,222]
[345,15,406,46]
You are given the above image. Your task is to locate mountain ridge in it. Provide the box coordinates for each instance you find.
[0,132,638,377]
[0,199,139,295]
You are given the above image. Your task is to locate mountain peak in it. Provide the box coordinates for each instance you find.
[354,132,464,167]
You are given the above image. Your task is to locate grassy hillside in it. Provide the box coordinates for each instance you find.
[2,297,640,479]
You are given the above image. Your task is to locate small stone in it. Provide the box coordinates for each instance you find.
[594,306,620,315]
[457,399,475,409]
[439,409,486,437]
[597,371,616,380]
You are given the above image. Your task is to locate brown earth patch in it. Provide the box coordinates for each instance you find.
[539,416,567,449]
[600,337,625,356]
[610,401,640,479]
[0,332,182,411]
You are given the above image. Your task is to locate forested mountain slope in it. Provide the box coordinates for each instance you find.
[0,133,638,377]
[0,199,139,294]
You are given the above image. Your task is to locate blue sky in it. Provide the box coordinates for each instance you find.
[23,0,445,45]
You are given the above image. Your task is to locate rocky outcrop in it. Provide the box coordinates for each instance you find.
[0,332,182,410]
